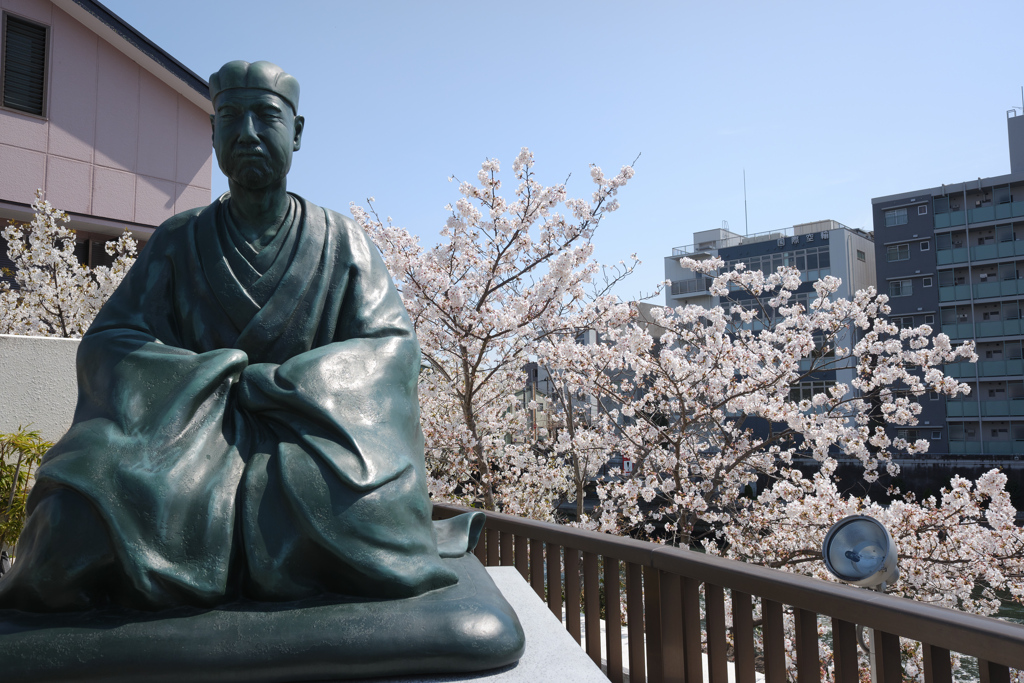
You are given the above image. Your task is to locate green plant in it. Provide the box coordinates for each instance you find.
[0,428,51,552]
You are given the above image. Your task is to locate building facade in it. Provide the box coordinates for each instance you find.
[872,113,1024,457]
[0,0,212,278]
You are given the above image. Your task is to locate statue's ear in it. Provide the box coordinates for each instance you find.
[210,114,216,142]
[293,116,305,152]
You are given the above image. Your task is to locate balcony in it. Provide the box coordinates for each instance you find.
[945,359,1024,378]
[669,277,715,297]
[936,240,1024,265]
[934,201,1024,229]
[434,503,1024,683]
[939,279,1024,302]
[946,399,1024,418]
[949,440,1024,456]
[942,319,1024,339]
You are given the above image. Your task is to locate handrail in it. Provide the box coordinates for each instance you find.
[434,503,1024,683]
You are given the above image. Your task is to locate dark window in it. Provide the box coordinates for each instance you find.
[2,14,48,116]
[885,208,908,227]
[918,204,928,215]
[889,279,913,297]
[887,243,910,261]
[856,249,866,262]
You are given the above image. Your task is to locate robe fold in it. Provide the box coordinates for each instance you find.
[0,194,465,611]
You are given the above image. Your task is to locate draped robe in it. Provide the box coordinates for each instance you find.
[0,194,468,611]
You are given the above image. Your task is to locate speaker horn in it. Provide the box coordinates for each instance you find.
[822,515,899,590]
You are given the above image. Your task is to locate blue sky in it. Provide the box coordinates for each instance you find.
[103,0,1024,301]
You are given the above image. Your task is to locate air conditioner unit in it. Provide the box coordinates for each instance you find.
[821,231,829,240]
[777,238,785,246]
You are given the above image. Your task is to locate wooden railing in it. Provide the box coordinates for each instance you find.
[433,503,1024,683]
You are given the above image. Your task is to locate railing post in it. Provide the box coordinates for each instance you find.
[732,591,756,683]
[831,618,859,683]
[681,577,702,683]
[514,534,528,579]
[979,660,1012,683]
[922,644,952,683]
[546,543,562,618]
[657,571,684,683]
[565,547,581,644]
[583,552,601,667]
[873,630,902,683]
[643,565,664,683]
[529,538,544,599]
[761,599,786,683]
[705,584,730,683]
[485,527,498,567]
[500,530,513,567]
[604,557,623,683]
[626,562,647,683]
[793,608,820,683]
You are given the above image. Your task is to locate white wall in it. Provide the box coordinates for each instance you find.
[0,333,77,443]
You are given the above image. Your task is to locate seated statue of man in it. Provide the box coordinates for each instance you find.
[0,61,480,612]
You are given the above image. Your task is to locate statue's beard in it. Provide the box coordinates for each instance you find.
[221,151,284,190]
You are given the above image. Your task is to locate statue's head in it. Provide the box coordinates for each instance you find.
[209,61,304,191]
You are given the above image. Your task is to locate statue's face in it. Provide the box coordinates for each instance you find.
[212,88,304,190]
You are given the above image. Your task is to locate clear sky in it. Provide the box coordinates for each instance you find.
[102,0,1024,301]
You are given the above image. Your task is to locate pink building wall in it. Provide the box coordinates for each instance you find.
[0,0,212,228]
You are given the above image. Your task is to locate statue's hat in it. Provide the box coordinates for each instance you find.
[209,60,299,113]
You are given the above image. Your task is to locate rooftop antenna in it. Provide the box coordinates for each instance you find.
[743,169,749,236]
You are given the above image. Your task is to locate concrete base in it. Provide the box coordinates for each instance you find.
[354,567,608,683]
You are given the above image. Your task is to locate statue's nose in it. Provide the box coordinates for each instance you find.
[237,113,260,143]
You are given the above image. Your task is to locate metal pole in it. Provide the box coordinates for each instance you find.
[743,169,749,236]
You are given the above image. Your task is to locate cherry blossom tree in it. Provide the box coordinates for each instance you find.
[535,256,1022,679]
[352,148,636,518]
[1,190,137,338]
[541,258,980,542]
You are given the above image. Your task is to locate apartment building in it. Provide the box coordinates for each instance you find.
[665,219,876,403]
[872,113,1024,457]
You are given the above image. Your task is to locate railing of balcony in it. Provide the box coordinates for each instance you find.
[670,277,715,296]
[934,201,1024,229]
[434,503,1024,683]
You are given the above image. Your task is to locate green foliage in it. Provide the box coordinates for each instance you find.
[0,428,51,551]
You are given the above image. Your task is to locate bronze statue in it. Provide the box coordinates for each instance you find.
[0,61,523,682]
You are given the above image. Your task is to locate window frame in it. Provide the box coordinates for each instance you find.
[856,249,866,262]
[887,243,911,262]
[889,279,913,297]
[1,12,50,119]
[885,208,908,227]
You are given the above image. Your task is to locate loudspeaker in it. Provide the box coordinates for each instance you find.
[822,515,899,589]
